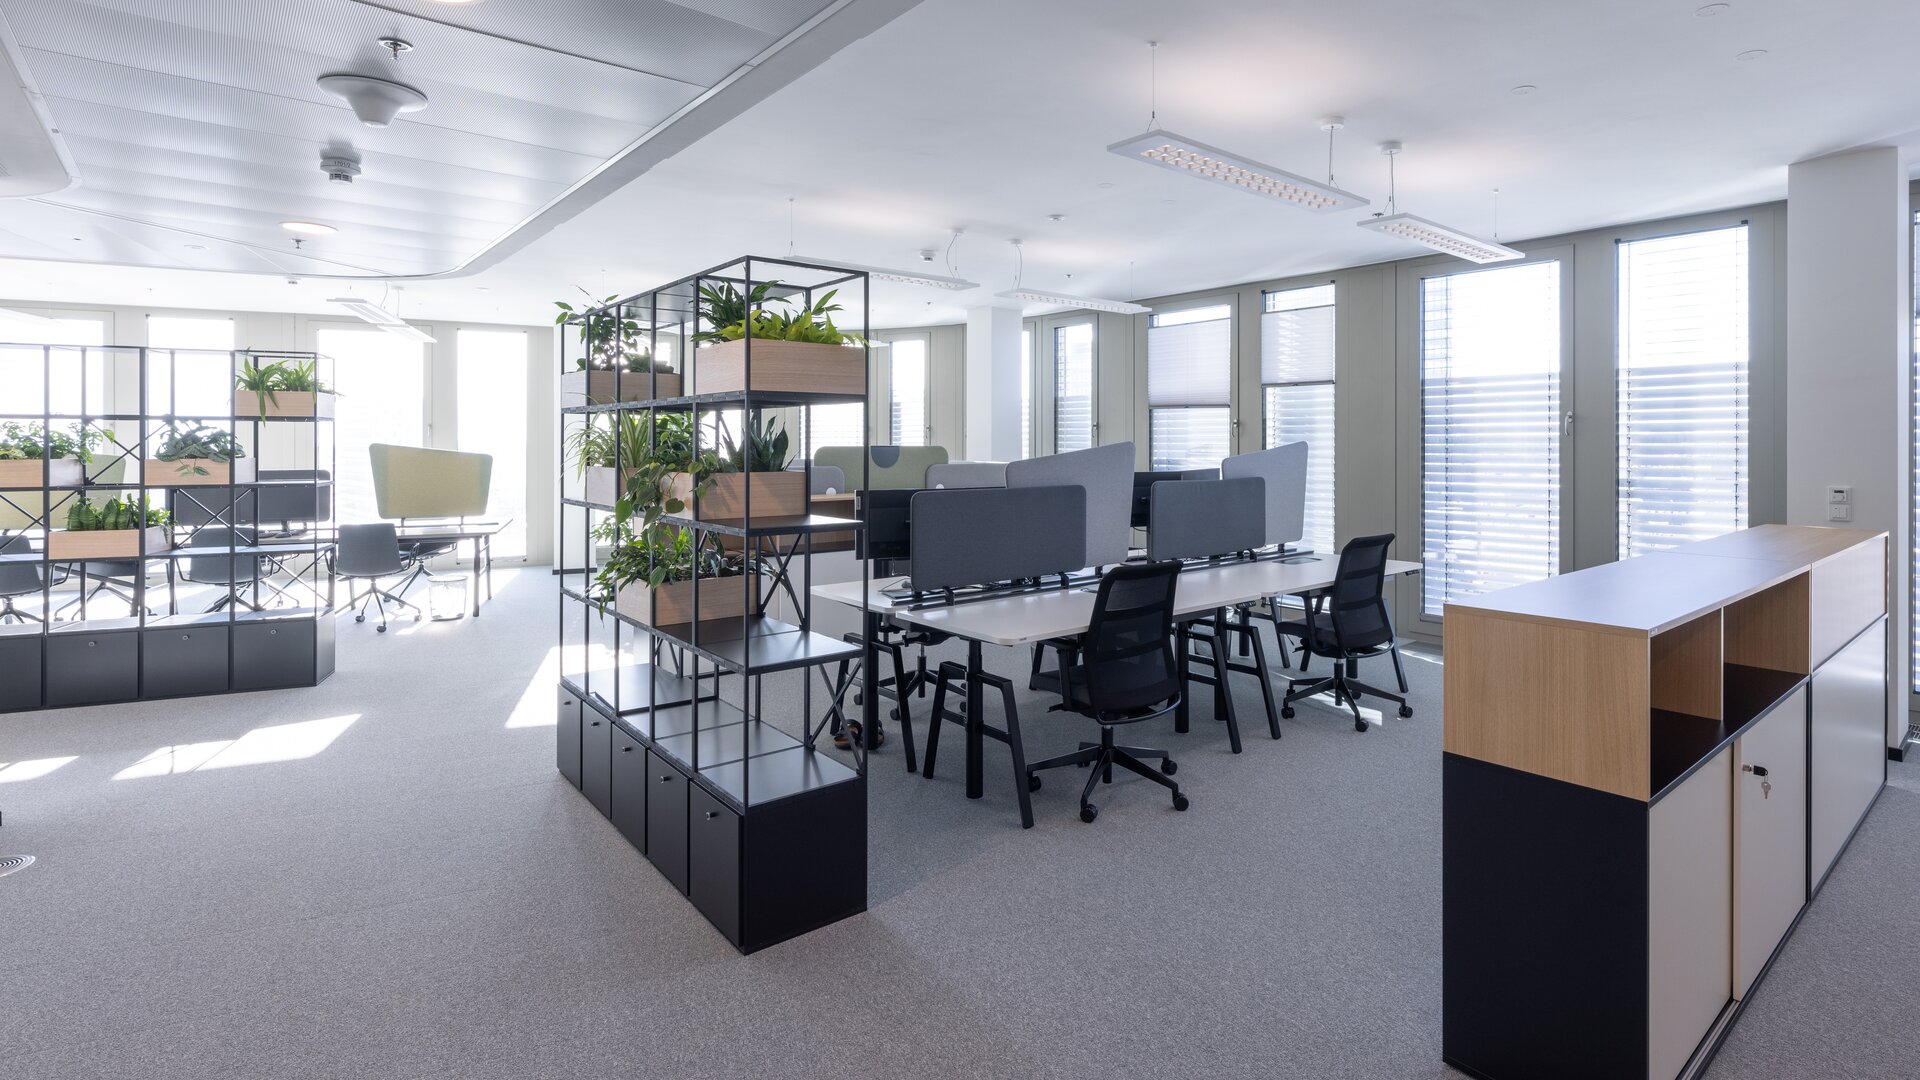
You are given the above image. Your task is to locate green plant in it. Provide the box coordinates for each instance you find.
[593,525,738,599]
[154,423,245,477]
[555,289,660,372]
[235,358,338,417]
[0,421,102,463]
[691,280,789,345]
[64,493,169,531]
[703,287,862,347]
[718,415,791,473]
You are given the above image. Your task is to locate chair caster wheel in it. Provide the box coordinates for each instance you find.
[1354,717,1368,732]
[1172,794,1189,812]
[1281,706,1295,720]
[1398,704,1414,719]
[355,614,365,623]
[1028,774,1042,792]
[377,625,388,634]
[1161,759,1177,776]
[1080,804,1098,823]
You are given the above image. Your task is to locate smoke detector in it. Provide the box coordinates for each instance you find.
[317,73,428,128]
[320,151,362,184]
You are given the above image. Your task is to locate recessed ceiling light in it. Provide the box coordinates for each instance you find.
[1736,49,1769,61]
[1097,182,1115,190]
[184,244,206,250]
[1696,3,1730,15]
[1047,213,1066,222]
[1511,84,1538,96]
[280,221,336,235]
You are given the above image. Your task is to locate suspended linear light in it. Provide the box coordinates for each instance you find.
[995,288,1149,315]
[327,296,437,342]
[1357,212,1522,263]
[789,256,978,290]
[1107,129,1370,212]
[1354,141,1520,264]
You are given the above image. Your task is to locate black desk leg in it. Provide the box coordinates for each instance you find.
[1214,608,1243,754]
[484,535,494,600]
[1174,623,1191,734]
[965,639,984,800]
[471,537,482,617]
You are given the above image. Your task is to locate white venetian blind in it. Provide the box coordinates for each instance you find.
[1147,304,1232,470]
[887,337,927,446]
[1420,260,1563,616]
[1262,284,1335,553]
[1617,224,1750,559]
[1053,322,1095,453]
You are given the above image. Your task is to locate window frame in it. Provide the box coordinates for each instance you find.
[1144,298,1236,471]
[1036,314,1098,456]
[1260,282,1337,554]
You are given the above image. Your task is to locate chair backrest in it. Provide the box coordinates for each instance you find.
[0,534,45,594]
[337,523,405,577]
[183,526,260,586]
[1079,560,1182,716]
[1328,533,1396,653]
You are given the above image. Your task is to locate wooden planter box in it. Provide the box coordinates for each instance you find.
[615,574,759,627]
[561,370,682,404]
[238,391,336,419]
[48,525,169,561]
[145,458,258,487]
[666,470,806,520]
[0,457,84,488]
[583,466,635,508]
[693,340,863,396]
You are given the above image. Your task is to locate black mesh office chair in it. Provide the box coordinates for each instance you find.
[1279,533,1412,732]
[181,526,289,613]
[0,535,62,623]
[335,523,423,631]
[1025,559,1188,823]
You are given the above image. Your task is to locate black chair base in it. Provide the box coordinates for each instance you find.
[342,580,422,632]
[0,595,42,624]
[1281,662,1413,732]
[925,659,1035,829]
[1026,726,1187,822]
[822,629,921,772]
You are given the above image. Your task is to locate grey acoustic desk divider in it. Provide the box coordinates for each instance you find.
[1147,476,1266,561]
[926,461,1007,489]
[908,485,1086,591]
[370,444,492,519]
[1222,441,1307,549]
[1004,441,1133,568]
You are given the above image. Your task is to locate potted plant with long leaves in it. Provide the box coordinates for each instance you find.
[235,357,337,418]
[690,280,865,395]
[594,522,757,626]
[556,290,682,403]
[146,422,254,486]
[47,492,172,560]
[0,422,102,487]
[667,414,804,521]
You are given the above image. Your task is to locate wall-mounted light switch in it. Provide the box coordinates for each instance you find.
[1826,485,1853,523]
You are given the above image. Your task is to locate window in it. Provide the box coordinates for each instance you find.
[887,337,928,446]
[147,316,235,418]
[802,403,864,457]
[1420,261,1563,616]
[0,313,106,418]
[1617,225,1750,559]
[456,330,529,559]
[1052,322,1095,453]
[1262,285,1336,554]
[1911,210,1920,691]
[316,326,426,527]
[1147,304,1233,471]
[1020,327,1033,459]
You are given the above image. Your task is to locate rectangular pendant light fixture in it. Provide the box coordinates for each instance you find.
[328,297,437,342]
[1356,213,1523,264]
[1107,129,1369,212]
[996,289,1150,315]
[790,256,978,291]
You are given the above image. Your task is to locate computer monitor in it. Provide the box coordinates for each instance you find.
[855,488,918,566]
[1130,471,1186,529]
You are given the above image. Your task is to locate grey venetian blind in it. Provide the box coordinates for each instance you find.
[1261,284,1335,554]
[1147,304,1232,470]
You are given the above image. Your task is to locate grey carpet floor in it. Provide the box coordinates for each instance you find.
[0,569,1914,1080]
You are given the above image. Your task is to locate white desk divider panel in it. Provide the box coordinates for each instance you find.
[1221,441,1307,549]
[1005,441,1134,569]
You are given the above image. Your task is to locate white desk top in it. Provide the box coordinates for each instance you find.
[811,557,1422,647]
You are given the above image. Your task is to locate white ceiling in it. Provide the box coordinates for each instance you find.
[3,0,1919,328]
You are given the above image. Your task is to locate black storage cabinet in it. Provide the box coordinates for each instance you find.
[556,686,583,790]
[232,621,315,692]
[609,724,646,851]
[0,635,43,711]
[142,625,230,698]
[46,630,138,706]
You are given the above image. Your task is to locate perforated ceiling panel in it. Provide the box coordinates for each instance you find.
[0,0,878,278]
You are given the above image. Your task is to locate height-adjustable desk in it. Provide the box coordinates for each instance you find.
[1442,524,1888,1080]
[813,555,1421,822]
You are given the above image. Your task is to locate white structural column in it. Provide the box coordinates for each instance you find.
[1785,146,1912,748]
[964,304,1025,461]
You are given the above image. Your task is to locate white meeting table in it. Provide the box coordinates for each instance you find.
[812,555,1422,825]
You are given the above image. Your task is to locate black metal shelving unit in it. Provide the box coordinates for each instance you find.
[556,256,873,953]
[0,343,336,711]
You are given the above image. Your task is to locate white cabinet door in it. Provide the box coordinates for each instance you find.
[1733,686,1808,998]
[1649,751,1732,1080]
[1810,621,1886,887]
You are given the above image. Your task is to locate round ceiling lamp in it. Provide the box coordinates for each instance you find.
[280,221,337,235]
[317,73,429,127]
